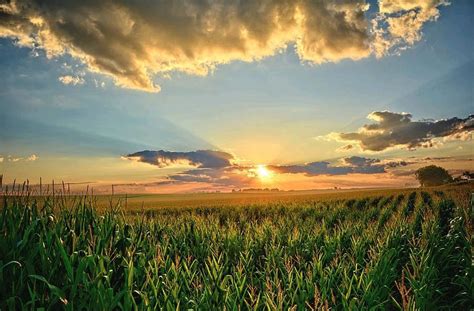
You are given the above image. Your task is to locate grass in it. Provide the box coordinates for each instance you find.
[0,184,473,310]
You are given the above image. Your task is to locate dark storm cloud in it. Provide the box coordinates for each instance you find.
[126,150,234,168]
[0,0,446,92]
[335,111,473,151]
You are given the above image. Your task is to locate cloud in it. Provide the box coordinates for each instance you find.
[269,156,407,176]
[26,154,38,161]
[388,155,473,178]
[126,150,234,168]
[58,75,85,85]
[163,167,254,188]
[332,111,473,152]
[125,149,255,187]
[269,161,355,176]
[3,154,39,162]
[125,149,412,189]
[371,0,449,57]
[0,0,447,92]
[93,79,105,88]
[337,144,354,152]
[343,156,379,167]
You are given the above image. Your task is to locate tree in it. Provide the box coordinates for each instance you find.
[415,165,453,187]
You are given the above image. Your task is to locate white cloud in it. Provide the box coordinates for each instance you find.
[26,154,39,161]
[372,0,449,57]
[94,79,106,88]
[58,75,85,85]
[0,0,448,92]
[4,154,39,162]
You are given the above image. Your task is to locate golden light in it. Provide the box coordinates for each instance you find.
[256,165,273,181]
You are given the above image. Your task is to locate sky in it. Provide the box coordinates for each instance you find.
[0,0,473,193]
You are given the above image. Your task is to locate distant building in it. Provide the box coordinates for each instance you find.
[454,171,474,183]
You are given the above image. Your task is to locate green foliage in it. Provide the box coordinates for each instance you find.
[402,192,417,217]
[415,165,453,187]
[0,189,472,310]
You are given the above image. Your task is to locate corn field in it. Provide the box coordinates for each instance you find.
[0,186,473,310]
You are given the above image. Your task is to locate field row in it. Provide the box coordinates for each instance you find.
[0,188,472,310]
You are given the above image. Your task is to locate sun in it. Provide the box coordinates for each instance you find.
[256,165,273,181]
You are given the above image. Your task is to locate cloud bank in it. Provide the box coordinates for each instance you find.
[126,150,234,168]
[0,0,447,92]
[0,154,39,162]
[125,149,410,188]
[372,0,449,57]
[269,156,407,176]
[58,75,84,85]
[332,111,473,152]
[126,149,250,187]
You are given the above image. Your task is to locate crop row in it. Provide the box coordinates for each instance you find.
[0,190,472,310]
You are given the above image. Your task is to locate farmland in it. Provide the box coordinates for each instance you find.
[0,184,473,310]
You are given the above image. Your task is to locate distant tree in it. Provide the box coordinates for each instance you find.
[415,165,453,187]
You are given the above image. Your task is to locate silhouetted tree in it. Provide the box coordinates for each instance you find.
[415,165,453,187]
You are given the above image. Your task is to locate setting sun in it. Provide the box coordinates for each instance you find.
[256,165,273,181]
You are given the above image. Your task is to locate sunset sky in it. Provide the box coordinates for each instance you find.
[1,0,473,193]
